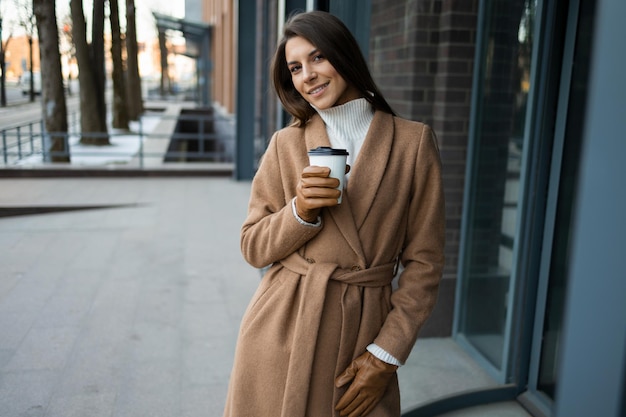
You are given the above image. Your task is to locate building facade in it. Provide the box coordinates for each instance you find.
[184,0,236,113]
[199,0,626,416]
[3,35,41,80]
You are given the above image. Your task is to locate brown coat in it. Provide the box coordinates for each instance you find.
[223,111,445,417]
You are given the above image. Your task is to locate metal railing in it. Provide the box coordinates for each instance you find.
[0,111,235,169]
[1,120,45,165]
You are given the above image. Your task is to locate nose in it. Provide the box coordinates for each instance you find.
[302,64,316,82]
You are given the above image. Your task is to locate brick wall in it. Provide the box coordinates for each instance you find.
[369,0,478,336]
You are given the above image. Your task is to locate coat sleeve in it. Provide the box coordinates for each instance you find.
[373,124,446,363]
[241,131,324,268]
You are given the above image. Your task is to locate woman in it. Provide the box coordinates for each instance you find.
[224,10,445,417]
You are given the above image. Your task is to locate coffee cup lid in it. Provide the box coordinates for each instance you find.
[307,146,349,156]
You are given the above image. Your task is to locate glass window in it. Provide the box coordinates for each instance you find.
[456,0,537,374]
[534,0,593,400]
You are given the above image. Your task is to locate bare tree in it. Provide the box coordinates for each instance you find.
[125,0,143,121]
[70,0,109,145]
[33,0,70,162]
[110,0,129,129]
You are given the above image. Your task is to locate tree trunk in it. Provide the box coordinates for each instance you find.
[70,0,109,145]
[0,17,4,106]
[125,0,143,121]
[92,0,107,130]
[67,72,73,97]
[158,29,171,96]
[110,0,129,130]
[33,0,70,163]
[0,35,10,106]
[28,37,34,102]
[0,51,6,107]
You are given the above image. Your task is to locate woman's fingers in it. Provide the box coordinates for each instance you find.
[294,165,343,221]
[302,166,340,188]
[300,176,340,191]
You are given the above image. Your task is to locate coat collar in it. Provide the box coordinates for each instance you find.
[304,111,395,263]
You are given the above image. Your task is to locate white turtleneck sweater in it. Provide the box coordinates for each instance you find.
[313,98,374,178]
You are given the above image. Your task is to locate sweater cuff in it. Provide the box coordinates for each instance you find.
[367,343,403,366]
[291,197,322,227]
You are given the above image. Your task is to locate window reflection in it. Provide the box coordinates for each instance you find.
[458,0,536,372]
[536,0,593,399]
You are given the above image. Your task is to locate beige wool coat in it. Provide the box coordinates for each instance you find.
[223,110,445,417]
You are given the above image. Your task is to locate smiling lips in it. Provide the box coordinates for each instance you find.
[308,82,329,95]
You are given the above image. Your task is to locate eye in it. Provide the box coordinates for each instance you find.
[289,65,301,74]
[313,54,324,62]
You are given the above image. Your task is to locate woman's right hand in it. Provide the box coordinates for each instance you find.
[295,165,342,222]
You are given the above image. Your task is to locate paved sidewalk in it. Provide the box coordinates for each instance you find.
[0,178,257,417]
[0,177,529,417]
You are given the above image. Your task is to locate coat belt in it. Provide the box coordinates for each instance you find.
[278,252,396,417]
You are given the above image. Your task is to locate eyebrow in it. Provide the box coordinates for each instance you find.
[287,48,319,66]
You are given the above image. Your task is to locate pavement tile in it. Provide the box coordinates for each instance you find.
[3,327,81,372]
[0,274,59,319]
[182,384,227,417]
[0,349,14,369]
[55,343,124,397]
[0,370,58,417]
[0,310,38,350]
[45,392,117,417]
[113,359,180,417]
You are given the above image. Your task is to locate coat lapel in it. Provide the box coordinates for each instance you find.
[304,115,331,149]
[303,111,396,262]
[305,115,366,262]
[347,111,394,230]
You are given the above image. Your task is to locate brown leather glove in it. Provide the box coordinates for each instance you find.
[334,351,398,417]
[295,165,351,222]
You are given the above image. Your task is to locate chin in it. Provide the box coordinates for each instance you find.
[311,101,332,110]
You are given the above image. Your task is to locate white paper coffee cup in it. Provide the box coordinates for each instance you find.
[307,147,349,204]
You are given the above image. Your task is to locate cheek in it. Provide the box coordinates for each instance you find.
[290,75,303,92]
[328,68,347,90]
[294,82,309,101]
[335,78,349,96]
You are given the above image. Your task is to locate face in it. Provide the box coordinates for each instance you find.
[285,36,360,109]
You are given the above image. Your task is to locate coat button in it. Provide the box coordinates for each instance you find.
[306,257,316,264]
[351,265,362,271]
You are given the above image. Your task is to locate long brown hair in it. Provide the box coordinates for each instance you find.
[271,10,395,127]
